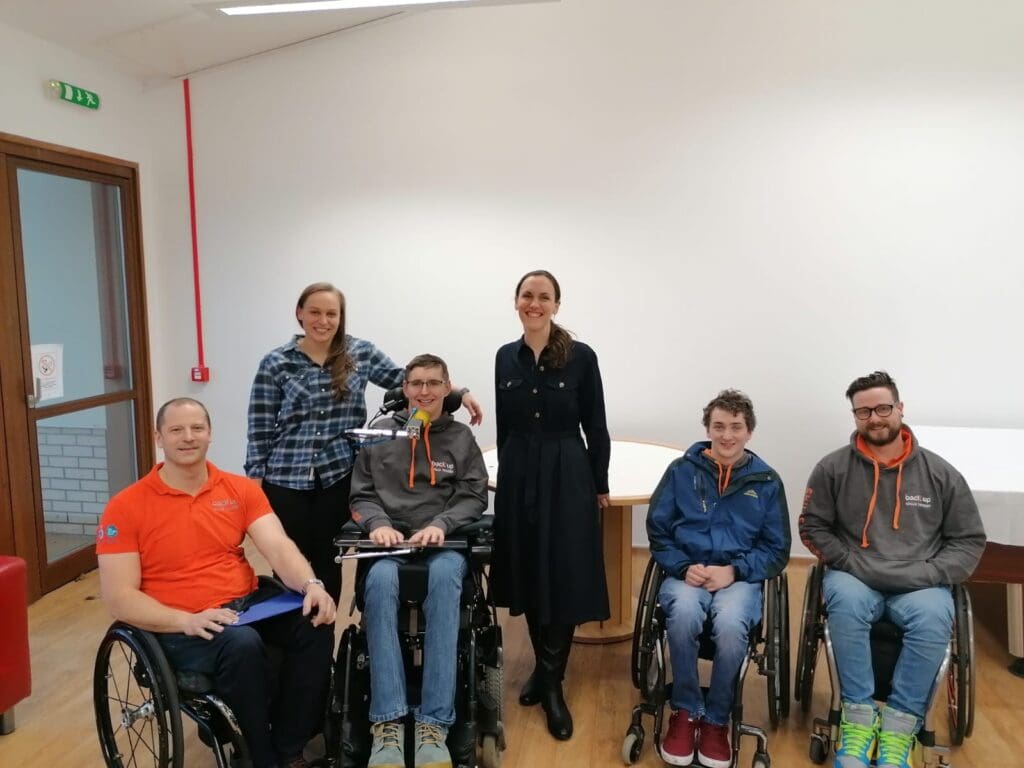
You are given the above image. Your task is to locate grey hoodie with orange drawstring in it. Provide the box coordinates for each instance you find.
[349,411,488,535]
[799,425,985,592]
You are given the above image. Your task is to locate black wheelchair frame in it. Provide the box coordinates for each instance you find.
[94,621,255,768]
[793,561,975,767]
[622,557,790,768]
[326,518,504,768]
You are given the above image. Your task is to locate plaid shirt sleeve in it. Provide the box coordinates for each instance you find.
[362,339,405,390]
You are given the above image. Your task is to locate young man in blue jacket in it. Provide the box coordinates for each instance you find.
[647,390,790,768]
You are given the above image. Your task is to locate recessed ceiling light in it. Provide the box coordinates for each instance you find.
[219,0,474,15]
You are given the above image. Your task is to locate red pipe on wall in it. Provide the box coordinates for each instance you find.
[183,78,209,382]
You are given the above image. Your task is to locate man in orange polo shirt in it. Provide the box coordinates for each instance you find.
[97,397,336,768]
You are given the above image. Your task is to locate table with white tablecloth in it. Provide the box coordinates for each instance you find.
[913,426,1024,669]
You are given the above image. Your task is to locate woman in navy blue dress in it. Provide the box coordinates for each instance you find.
[492,269,611,741]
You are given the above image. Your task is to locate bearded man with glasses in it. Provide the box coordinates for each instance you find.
[799,370,985,768]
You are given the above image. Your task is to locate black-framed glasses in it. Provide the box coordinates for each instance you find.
[852,404,896,420]
[406,379,448,391]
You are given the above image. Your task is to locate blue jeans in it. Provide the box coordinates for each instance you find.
[364,549,466,726]
[659,577,762,725]
[823,568,953,720]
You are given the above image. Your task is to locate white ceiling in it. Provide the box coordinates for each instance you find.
[0,0,545,82]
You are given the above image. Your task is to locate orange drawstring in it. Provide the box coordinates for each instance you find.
[861,459,879,548]
[407,424,436,488]
[893,463,903,530]
[424,424,436,486]
[408,438,417,488]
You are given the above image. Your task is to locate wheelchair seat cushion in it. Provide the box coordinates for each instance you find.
[176,669,215,694]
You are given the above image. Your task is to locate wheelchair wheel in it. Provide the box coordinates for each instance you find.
[481,734,501,768]
[479,661,505,749]
[94,624,184,768]
[947,585,975,745]
[765,573,791,727]
[631,558,662,690]
[621,724,644,765]
[795,562,822,713]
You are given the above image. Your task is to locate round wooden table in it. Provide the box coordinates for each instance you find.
[482,439,682,644]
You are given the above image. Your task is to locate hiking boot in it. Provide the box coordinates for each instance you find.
[659,709,696,766]
[414,722,452,768]
[697,719,731,768]
[876,706,919,768]
[368,721,404,768]
[834,703,879,768]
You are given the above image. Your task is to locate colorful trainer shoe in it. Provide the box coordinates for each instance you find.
[414,722,452,768]
[368,721,405,768]
[834,702,879,768]
[697,719,732,768]
[876,706,919,768]
[659,708,696,766]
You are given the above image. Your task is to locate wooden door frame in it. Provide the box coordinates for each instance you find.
[0,132,154,600]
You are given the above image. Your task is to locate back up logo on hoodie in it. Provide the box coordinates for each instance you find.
[904,492,932,509]
[431,459,455,475]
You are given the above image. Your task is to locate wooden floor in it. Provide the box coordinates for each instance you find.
[2,552,1023,768]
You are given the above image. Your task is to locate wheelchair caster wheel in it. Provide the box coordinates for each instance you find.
[481,734,501,768]
[808,732,829,764]
[621,726,644,764]
[752,752,770,768]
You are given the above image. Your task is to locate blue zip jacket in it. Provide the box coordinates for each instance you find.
[646,441,791,582]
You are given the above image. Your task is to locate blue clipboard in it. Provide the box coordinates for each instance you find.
[235,591,305,626]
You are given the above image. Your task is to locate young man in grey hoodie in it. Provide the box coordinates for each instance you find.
[349,353,488,768]
[799,371,985,768]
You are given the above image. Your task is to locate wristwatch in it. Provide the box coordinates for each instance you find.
[301,577,325,595]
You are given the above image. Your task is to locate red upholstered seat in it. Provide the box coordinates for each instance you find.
[0,556,31,734]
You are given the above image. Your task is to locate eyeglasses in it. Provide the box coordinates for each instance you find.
[406,379,447,391]
[852,404,896,420]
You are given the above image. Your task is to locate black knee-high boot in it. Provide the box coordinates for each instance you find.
[538,624,574,740]
[519,616,544,706]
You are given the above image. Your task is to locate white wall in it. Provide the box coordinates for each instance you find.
[0,18,189,437]
[11,2,1024,552]
[171,0,1024,551]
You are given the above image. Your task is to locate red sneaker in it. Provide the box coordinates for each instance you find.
[660,709,696,766]
[697,719,732,768]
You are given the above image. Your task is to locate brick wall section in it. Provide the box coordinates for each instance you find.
[38,426,109,536]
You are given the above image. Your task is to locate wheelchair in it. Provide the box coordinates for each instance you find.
[94,621,255,768]
[793,561,975,767]
[622,557,790,768]
[326,517,504,768]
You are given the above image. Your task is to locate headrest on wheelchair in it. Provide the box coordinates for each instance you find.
[382,386,463,415]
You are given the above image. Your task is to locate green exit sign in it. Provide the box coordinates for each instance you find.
[48,80,101,110]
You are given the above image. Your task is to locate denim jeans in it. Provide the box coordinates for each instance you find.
[364,548,466,726]
[156,608,334,768]
[659,577,762,725]
[823,568,953,720]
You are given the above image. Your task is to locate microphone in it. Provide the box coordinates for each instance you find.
[406,407,431,439]
[344,408,432,443]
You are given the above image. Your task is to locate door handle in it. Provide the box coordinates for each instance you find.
[27,377,41,407]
